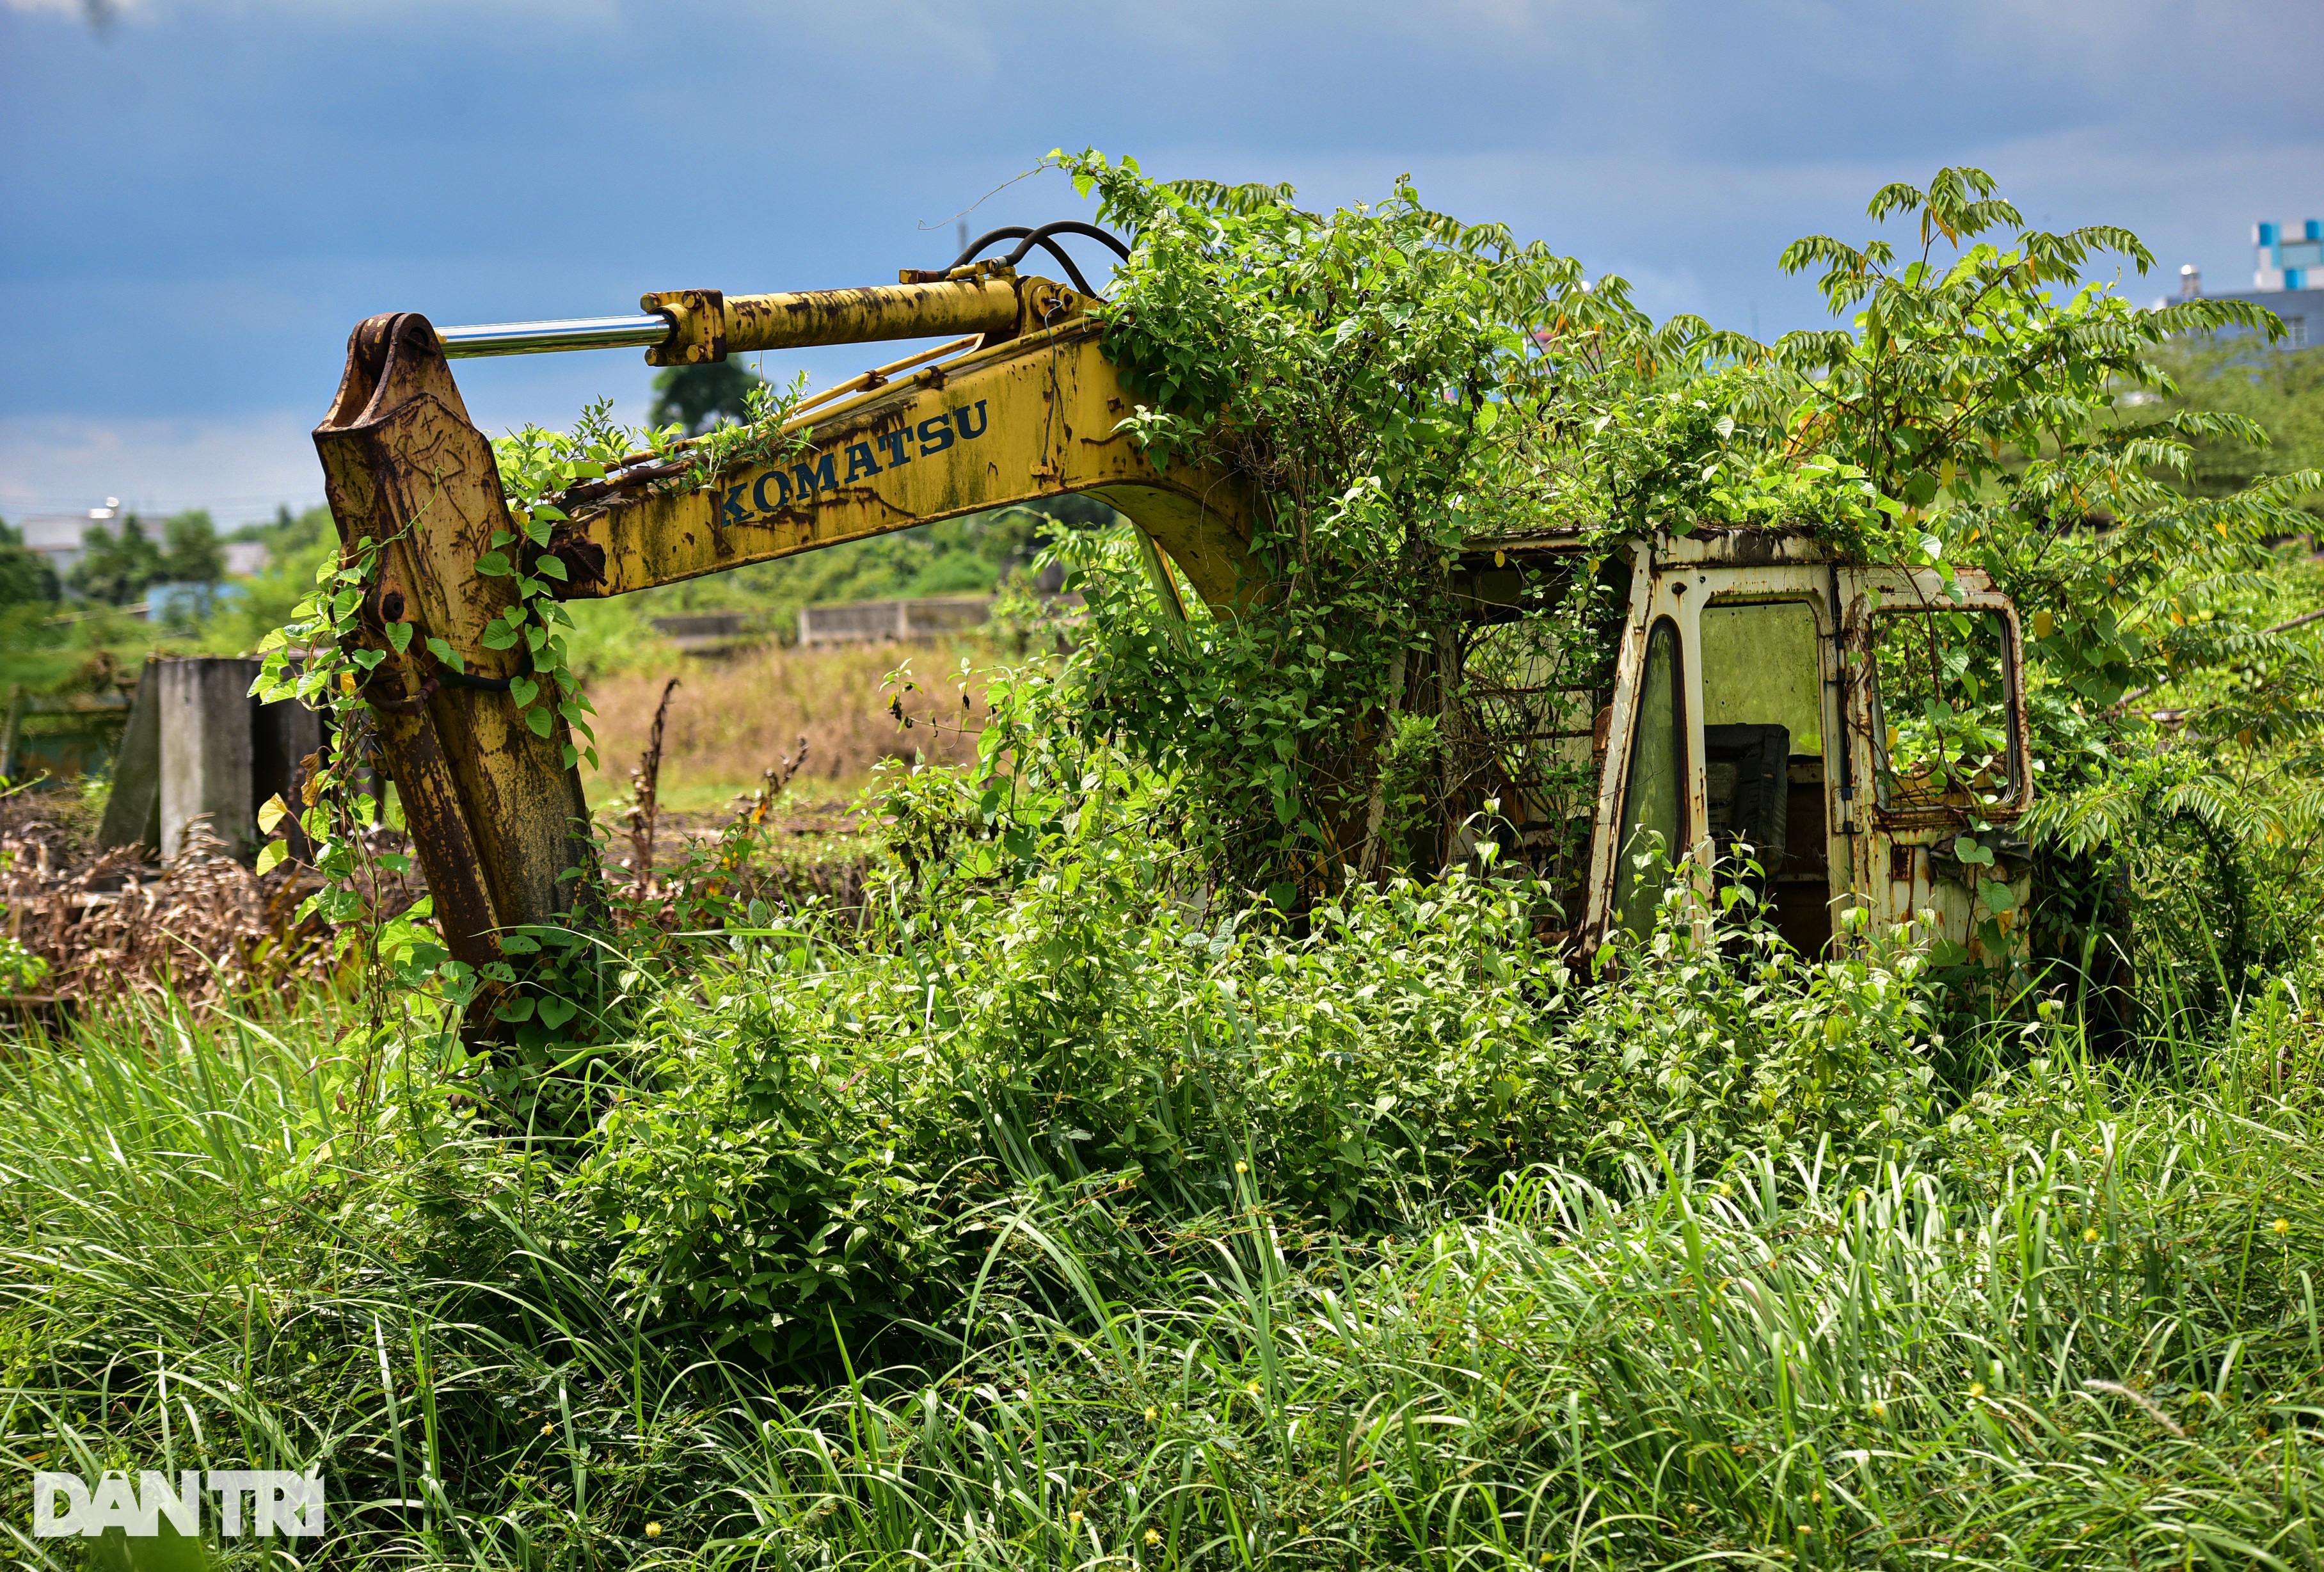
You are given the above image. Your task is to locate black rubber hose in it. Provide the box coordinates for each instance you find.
[953,227,1097,294]
[951,225,1035,267]
[1005,220,1132,264]
[950,221,1131,296]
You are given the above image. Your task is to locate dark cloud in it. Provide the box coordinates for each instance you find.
[2,0,2316,509]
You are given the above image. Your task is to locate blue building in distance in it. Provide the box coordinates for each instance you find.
[2170,218,2321,349]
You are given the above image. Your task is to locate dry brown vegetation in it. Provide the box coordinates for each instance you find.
[581,640,991,811]
[0,643,945,1013]
[0,798,339,1013]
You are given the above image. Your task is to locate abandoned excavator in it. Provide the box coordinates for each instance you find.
[314,221,2034,975]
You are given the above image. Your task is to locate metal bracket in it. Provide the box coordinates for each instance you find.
[640,289,727,365]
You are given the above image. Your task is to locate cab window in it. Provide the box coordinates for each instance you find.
[1870,606,2019,812]
[1613,618,1682,935]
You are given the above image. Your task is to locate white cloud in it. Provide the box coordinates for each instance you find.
[0,412,324,527]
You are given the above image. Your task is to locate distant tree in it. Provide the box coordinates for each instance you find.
[0,517,60,607]
[159,509,225,584]
[649,362,766,436]
[69,515,164,604]
[2153,342,2324,517]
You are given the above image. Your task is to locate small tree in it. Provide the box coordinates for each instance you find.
[649,362,765,437]
[158,508,224,586]
[69,515,164,605]
[0,517,60,608]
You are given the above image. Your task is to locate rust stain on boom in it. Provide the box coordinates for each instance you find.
[564,322,1258,610]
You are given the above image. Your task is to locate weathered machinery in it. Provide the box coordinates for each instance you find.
[315,224,2031,970]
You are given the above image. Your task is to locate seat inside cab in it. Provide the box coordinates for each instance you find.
[1699,599,1833,955]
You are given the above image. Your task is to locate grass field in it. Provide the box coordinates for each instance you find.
[4,835,2321,1569]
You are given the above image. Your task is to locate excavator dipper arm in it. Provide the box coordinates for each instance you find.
[554,316,1257,609]
[314,268,1257,964]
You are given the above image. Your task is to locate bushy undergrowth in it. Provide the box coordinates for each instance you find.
[7,802,2324,1569]
[578,834,1950,1368]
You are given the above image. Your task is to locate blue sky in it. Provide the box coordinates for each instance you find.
[3,0,2318,526]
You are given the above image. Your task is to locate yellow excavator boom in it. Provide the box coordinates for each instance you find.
[314,266,1251,961]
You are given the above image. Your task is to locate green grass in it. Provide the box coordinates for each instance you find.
[4,860,2324,1568]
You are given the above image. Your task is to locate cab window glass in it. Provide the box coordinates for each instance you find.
[1699,601,1821,862]
[1700,601,1821,753]
[1870,606,2016,811]
[1614,619,1682,935]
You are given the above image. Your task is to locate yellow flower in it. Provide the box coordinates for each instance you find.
[2275,1218,2291,1236]
[1246,1380,1262,1395]
[1871,1401,1886,1420]
[644,1523,662,1539]
[541,1422,554,1436]
[1968,1382,1987,1399]
[1145,1528,1162,1546]
[2083,1227,2101,1244]
[1235,1160,1249,1174]
[1069,1511,1083,1525]
[1145,1406,1159,1421]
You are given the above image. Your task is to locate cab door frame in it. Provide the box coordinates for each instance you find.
[1584,547,1845,941]
[1833,565,2034,958]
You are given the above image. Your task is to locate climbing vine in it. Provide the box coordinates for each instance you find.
[250,378,813,1084]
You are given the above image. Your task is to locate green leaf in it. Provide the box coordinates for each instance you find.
[537,995,578,1031]
[526,706,554,739]
[509,676,540,709]
[534,554,568,581]
[426,636,466,673]
[386,620,413,654]
[254,840,289,876]
[475,551,513,576]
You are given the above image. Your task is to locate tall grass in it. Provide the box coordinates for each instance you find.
[582,641,991,810]
[4,877,2323,1568]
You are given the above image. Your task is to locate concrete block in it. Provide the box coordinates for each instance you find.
[155,657,260,863]
[95,656,164,855]
[252,683,325,861]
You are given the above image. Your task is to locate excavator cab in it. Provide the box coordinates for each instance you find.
[312,232,2031,972]
[1448,531,2030,959]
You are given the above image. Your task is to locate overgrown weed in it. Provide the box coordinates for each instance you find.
[8,819,2324,1567]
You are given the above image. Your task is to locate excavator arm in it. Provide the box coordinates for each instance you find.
[314,262,1256,963]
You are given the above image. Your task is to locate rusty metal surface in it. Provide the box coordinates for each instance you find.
[559,323,1260,611]
[313,312,598,963]
[638,289,725,367]
[720,278,1022,357]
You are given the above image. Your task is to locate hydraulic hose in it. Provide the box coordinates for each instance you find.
[950,221,1132,296]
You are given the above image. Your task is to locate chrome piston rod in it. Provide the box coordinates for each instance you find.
[436,312,673,359]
